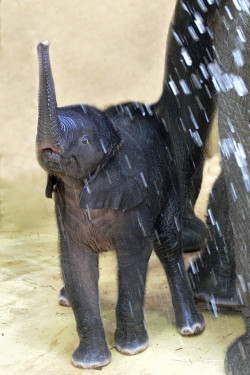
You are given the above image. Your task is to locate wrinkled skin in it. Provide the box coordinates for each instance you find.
[182,1,249,374]
[155,0,217,252]
[36,40,204,368]
[188,171,238,306]
[155,0,249,372]
[212,3,250,374]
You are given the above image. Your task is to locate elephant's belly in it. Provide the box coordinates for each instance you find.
[65,207,117,252]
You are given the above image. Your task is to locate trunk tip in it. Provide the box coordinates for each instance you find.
[37,40,50,50]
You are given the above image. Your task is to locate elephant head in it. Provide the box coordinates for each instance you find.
[36,41,121,183]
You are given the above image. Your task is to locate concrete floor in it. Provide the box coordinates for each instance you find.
[0,156,245,375]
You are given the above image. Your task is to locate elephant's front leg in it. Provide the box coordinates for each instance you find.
[114,234,152,355]
[60,237,111,369]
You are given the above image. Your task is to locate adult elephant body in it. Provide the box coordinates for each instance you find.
[214,3,250,374]
[156,1,249,373]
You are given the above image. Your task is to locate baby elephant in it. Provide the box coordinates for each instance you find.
[36,41,204,369]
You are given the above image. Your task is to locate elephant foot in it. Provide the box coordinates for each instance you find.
[114,322,149,355]
[72,342,112,369]
[182,215,206,253]
[58,286,71,307]
[176,304,205,336]
[188,258,239,307]
[225,334,250,375]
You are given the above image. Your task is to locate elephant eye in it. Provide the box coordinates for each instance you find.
[82,137,89,145]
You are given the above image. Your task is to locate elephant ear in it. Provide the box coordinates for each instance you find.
[79,148,148,211]
[45,174,58,198]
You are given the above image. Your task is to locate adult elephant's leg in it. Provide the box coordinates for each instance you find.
[213,3,250,374]
[155,0,217,252]
[188,172,238,306]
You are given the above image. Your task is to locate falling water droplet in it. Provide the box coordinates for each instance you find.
[145,103,153,115]
[205,84,212,99]
[238,340,247,360]
[189,259,197,274]
[227,118,235,133]
[140,172,148,188]
[215,221,222,237]
[189,129,203,147]
[208,208,215,225]
[230,74,248,96]
[181,47,193,66]
[172,29,183,45]
[154,229,161,245]
[86,204,92,221]
[188,26,199,41]
[174,216,181,232]
[100,139,107,154]
[210,295,218,317]
[125,105,133,120]
[197,0,208,12]
[232,0,242,11]
[84,178,92,194]
[188,107,199,129]
[224,5,233,19]
[179,117,187,132]
[125,154,132,169]
[232,49,244,67]
[238,275,247,292]
[105,170,112,184]
[199,63,209,80]
[236,26,247,42]
[179,79,191,94]
[230,182,238,201]
[191,73,202,89]
[194,12,206,34]
[169,77,179,96]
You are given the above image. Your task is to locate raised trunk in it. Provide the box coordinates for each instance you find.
[37,41,62,147]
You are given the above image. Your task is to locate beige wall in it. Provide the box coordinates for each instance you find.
[0,0,176,180]
[0,0,176,230]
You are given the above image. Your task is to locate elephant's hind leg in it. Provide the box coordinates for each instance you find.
[155,207,204,335]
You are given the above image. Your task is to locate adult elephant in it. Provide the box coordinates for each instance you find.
[156,0,249,374]
[213,3,249,374]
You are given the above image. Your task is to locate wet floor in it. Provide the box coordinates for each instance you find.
[0,156,245,375]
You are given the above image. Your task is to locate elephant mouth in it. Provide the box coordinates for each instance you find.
[41,148,62,169]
